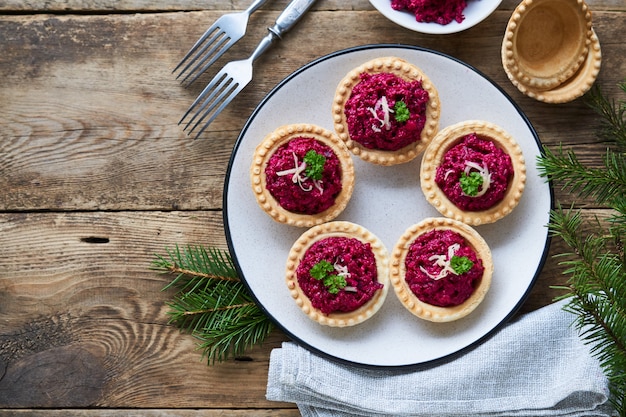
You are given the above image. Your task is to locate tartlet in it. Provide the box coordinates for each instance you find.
[250,123,355,228]
[390,217,493,323]
[420,120,526,226]
[501,0,593,92]
[503,28,602,104]
[286,221,389,327]
[332,57,440,165]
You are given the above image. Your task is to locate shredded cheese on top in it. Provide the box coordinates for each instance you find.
[276,152,324,193]
[444,169,455,181]
[334,261,357,292]
[419,243,461,281]
[367,96,394,133]
[333,261,351,279]
[464,161,492,197]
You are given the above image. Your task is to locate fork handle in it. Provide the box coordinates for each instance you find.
[249,0,317,63]
[245,0,271,14]
[269,0,318,39]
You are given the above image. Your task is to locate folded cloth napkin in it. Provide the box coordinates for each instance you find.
[266,300,616,416]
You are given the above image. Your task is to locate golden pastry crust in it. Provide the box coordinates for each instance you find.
[502,29,601,104]
[285,221,389,327]
[501,0,593,91]
[390,217,493,323]
[332,57,440,166]
[420,120,526,226]
[250,123,355,228]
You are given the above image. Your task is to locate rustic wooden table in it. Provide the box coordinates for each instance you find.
[1,0,624,415]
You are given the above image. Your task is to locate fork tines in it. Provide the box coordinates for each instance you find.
[173,26,236,87]
[179,68,243,139]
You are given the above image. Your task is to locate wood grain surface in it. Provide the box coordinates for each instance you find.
[1,0,625,415]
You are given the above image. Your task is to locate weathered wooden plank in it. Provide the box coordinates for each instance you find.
[0,208,618,407]
[0,0,623,12]
[1,2,623,416]
[1,10,624,212]
[520,207,621,313]
[0,0,371,12]
[0,211,295,408]
[0,411,300,417]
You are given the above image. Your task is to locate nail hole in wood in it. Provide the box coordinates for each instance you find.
[80,237,110,244]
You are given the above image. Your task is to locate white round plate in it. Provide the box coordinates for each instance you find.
[369,0,503,34]
[224,45,552,368]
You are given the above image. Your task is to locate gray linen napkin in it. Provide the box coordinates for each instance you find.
[266,300,615,416]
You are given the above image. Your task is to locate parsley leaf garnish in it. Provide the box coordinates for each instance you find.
[323,274,347,294]
[394,100,410,123]
[310,260,347,294]
[303,150,326,180]
[450,255,474,275]
[460,171,483,196]
[310,260,334,280]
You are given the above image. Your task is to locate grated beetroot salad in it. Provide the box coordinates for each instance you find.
[435,133,513,211]
[391,0,469,25]
[265,137,343,215]
[296,237,382,315]
[405,229,484,307]
[344,72,429,151]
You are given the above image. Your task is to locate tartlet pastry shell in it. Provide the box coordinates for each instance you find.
[332,57,440,166]
[250,123,355,228]
[390,217,493,323]
[420,120,526,226]
[503,28,601,103]
[286,221,389,327]
[502,0,593,91]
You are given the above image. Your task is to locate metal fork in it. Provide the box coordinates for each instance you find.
[173,0,270,86]
[180,0,318,139]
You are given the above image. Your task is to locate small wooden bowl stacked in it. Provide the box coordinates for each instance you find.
[501,0,601,103]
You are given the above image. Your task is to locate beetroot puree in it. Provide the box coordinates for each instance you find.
[265,137,342,214]
[344,72,429,151]
[296,237,382,315]
[435,133,513,211]
[405,229,484,307]
[391,0,469,25]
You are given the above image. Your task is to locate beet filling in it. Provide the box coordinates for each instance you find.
[404,229,484,307]
[391,0,469,25]
[344,72,429,151]
[435,133,514,211]
[296,237,382,315]
[265,137,343,215]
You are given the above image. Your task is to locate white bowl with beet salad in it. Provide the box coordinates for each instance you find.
[369,0,503,35]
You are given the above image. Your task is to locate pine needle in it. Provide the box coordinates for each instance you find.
[537,146,626,207]
[152,245,274,364]
[538,80,626,415]
[585,82,626,149]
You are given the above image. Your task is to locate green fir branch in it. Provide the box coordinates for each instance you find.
[154,245,240,292]
[537,146,626,207]
[548,206,626,415]
[537,80,626,415]
[585,82,626,149]
[152,245,274,364]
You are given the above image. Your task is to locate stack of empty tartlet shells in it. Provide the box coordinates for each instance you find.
[501,0,601,103]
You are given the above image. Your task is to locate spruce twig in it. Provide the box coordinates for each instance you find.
[585,81,626,148]
[538,146,626,206]
[152,245,274,364]
[537,81,626,415]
